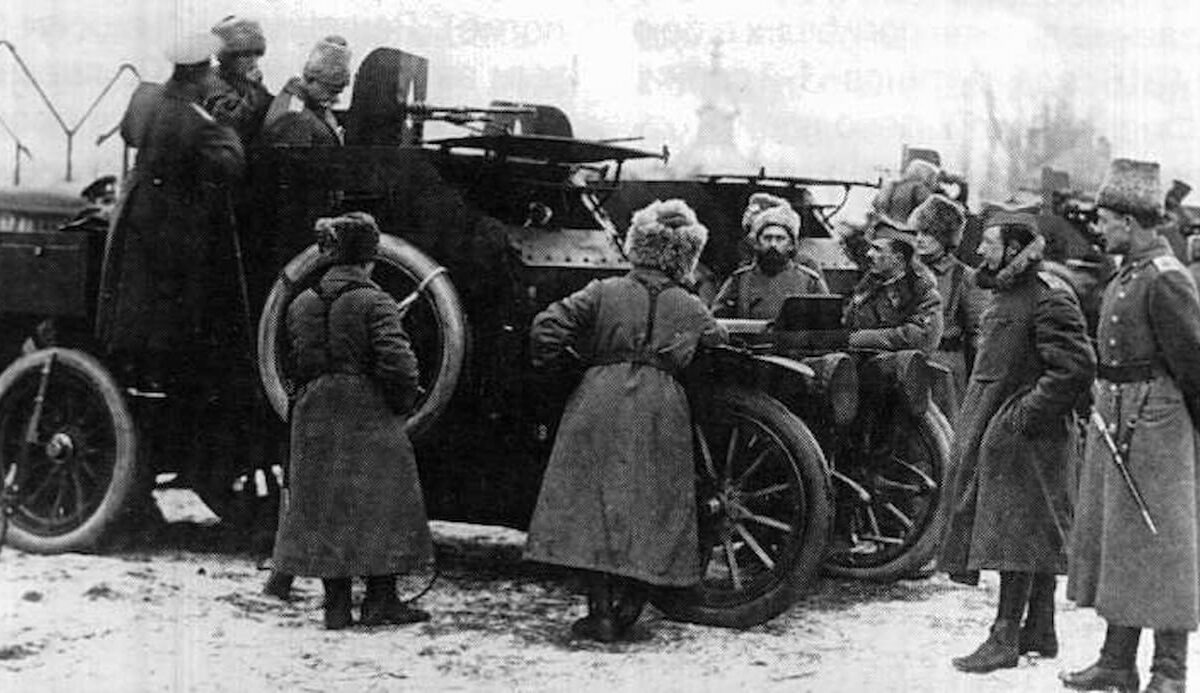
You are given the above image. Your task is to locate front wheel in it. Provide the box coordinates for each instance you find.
[0,348,138,553]
[652,385,831,628]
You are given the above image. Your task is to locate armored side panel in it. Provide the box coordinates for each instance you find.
[0,230,98,319]
[344,48,429,146]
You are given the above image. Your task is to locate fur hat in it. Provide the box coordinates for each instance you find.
[907,194,965,249]
[740,192,790,232]
[211,15,266,56]
[315,212,380,264]
[164,31,221,66]
[750,203,801,242]
[1097,158,1163,220]
[303,35,352,88]
[623,199,709,281]
[1167,179,1192,208]
[903,158,941,187]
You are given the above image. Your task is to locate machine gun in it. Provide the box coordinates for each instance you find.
[403,102,536,128]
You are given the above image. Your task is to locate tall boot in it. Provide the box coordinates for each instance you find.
[1020,573,1058,657]
[1144,630,1187,693]
[322,578,352,630]
[571,572,617,643]
[612,577,650,637]
[1060,623,1141,692]
[359,575,430,626]
[262,570,295,601]
[952,571,1030,673]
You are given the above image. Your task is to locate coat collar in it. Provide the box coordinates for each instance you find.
[628,266,680,290]
[977,235,1045,291]
[1123,235,1174,266]
[320,264,379,291]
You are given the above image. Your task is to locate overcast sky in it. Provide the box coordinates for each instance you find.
[2,0,1199,200]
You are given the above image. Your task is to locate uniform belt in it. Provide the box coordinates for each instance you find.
[589,352,677,375]
[1097,361,1159,383]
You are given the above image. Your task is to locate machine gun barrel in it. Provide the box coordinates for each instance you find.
[405,102,536,125]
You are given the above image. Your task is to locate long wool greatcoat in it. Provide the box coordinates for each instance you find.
[258,78,344,147]
[524,268,728,586]
[939,258,1095,584]
[1068,237,1200,630]
[95,79,245,354]
[272,265,433,578]
[926,252,987,417]
[711,260,829,319]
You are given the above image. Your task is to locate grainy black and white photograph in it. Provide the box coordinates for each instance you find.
[2,1,1200,690]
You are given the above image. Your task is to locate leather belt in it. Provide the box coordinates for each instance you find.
[1098,361,1159,383]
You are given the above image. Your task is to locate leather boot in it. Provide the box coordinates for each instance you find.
[322,578,353,630]
[359,575,430,626]
[953,619,1021,673]
[612,577,650,639]
[1020,573,1058,657]
[571,573,618,643]
[262,571,295,601]
[1144,631,1187,693]
[1060,624,1141,692]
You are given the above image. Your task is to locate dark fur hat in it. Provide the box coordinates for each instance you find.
[907,194,965,249]
[315,212,380,264]
[1097,158,1163,220]
[623,199,709,281]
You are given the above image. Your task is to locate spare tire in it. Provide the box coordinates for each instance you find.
[257,234,467,440]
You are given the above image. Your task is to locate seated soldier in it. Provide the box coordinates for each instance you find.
[259,36,352,146]
[712,201,829,319]
[842,221,944,353]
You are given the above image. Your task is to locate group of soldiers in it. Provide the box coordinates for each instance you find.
[86,14,1200,690]
[712,157,1199,692]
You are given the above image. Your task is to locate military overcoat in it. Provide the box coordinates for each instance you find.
[1068,237,1200,630]
[95,79,245,355]
[259,79,343,146]
[842,262,944,353]
[711,260,829,319]
[272,265,433,578]
[205,71,272,144]
[926,253,986,416]
[939,260,1095,584]
[524,268,727,586]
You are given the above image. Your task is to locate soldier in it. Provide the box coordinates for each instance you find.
[1064,159,1200,693]
[737,191,825,275]
[206,15,272,145]
[841,222,943,353]
[259,36,352,146]
[872,158,940,227]
[939,213,1095,674]
[909,194,984,416]
[712,201,829,319]
[95,31,244,385]
[526,200,726,642]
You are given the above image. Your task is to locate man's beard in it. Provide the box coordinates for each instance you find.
[756,248,791,275]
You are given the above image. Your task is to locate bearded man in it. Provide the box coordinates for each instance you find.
[712,202,829,319]
[939,212,1094,675]
[206,15,272,145]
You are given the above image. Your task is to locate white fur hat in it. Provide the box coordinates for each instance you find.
[623,199,709,280]
[164,31,221,66]
[303,35,352,88]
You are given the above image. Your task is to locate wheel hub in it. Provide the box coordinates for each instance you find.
[44,431,75,463]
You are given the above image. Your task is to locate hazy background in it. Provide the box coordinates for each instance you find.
[2,0,1199,215]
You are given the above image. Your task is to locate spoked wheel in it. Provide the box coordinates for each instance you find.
[652,385,831,628]
[824,404,952,580]
[0,348,138,553]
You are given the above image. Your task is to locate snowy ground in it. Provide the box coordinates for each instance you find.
[1,492,1197,692]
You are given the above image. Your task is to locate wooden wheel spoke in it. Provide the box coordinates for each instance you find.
[858,533,905,546]
[733,522,777,571]
[741,482,792,500]
[724,426,740,480]
[888,456,937,491]
[882,502,914,530]
[48,479,67,519]
[734,447,773,488]
[721,534,743,591]
[70,469,87,516]
[733,502,794,533]
[21,466,60,507]
[694,423,718,480]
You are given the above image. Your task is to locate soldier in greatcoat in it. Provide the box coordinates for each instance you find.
[95,32,244,384]
[206,15,272,145]
[271,213,434,630]
[259,36,351,146]
[712,201,829,319]
[525,199,727,642]
[1064,159,1200,693]
[938,212,1095,674]
[841,223,944,353]
[909,194,985,417]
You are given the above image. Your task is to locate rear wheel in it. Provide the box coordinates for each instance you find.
[0,348,138,553]
[652,385,831,628]
[824,404,952,580]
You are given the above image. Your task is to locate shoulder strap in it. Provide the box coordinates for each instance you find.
[629,273,667,352]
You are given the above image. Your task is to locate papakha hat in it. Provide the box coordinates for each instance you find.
[164,31,221,66]
[750,203,801,242]
[907,194,965,249]
[303,35,352,88]
[1096,158,1163,219]
[740,192,790,232]
[623,199,709,281]
[212,15,266,56]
